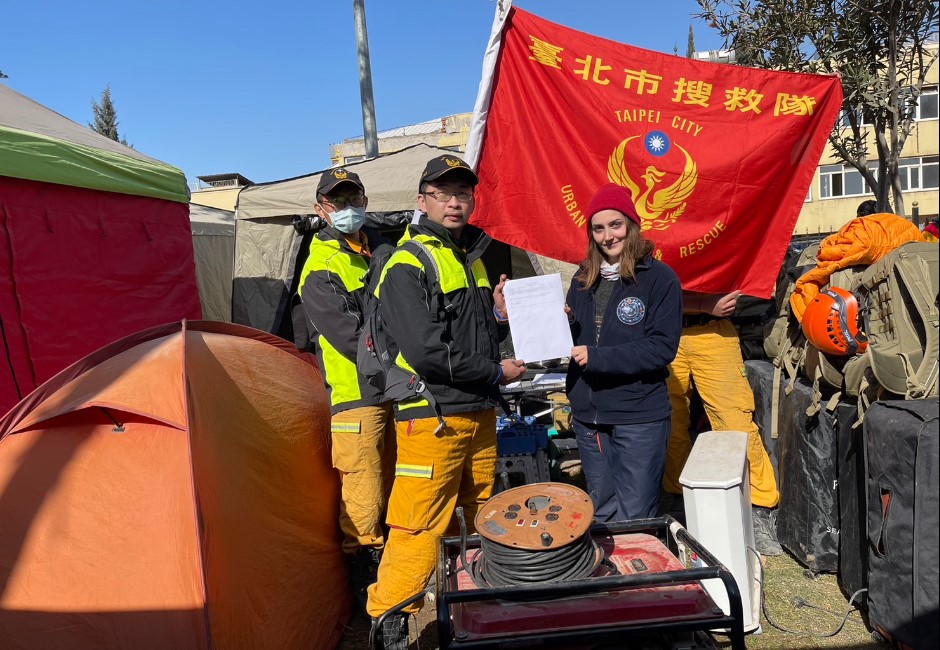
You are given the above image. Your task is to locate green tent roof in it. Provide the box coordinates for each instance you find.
[0,83,188,203]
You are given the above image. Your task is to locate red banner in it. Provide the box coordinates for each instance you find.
[470,7,843,298]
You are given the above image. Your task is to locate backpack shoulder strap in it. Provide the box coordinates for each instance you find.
[400,239,455,313]
[363,243,396,298]
[396,238,509,416]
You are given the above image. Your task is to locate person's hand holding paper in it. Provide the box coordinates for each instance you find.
[503,274,574,365]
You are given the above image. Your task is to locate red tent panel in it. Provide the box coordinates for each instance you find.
[0,176,202,414]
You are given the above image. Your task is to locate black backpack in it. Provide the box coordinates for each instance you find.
[357,239,451,429]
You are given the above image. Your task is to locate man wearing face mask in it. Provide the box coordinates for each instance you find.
[297,167,395,611]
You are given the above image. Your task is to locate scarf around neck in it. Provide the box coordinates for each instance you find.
[600,261,620,281]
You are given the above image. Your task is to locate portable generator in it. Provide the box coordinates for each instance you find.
[371,483,746,649]
[434,483,745,649]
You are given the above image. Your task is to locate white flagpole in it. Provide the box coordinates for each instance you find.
[464,0,513,170]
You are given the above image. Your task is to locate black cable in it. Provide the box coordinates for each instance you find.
[468,532,601,588]
[749,546,869,638]
[454,507,480,587]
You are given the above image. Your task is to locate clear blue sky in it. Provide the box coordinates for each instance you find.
[2,0,723,186]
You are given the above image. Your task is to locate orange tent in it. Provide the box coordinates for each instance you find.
[0,321,350,649]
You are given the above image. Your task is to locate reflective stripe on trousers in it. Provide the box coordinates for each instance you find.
[366,409,497,617]
[331,403,397,553]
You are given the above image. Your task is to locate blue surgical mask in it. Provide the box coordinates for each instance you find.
[330,206,366,234]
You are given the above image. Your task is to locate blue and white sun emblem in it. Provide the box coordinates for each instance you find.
[645,130,671,157]
[617,297,646,325]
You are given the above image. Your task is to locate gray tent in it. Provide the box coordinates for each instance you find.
[233,143,575,343]
[189,203,235,322]
[233,144,467,338]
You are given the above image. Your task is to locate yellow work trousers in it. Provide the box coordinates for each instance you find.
[663,319,780,509]
[367,409,497,617]
[331,403,397,554]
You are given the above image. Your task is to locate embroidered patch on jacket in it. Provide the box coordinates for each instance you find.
[616,297,646,325]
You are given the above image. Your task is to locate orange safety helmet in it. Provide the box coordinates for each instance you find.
[801,287,869,356]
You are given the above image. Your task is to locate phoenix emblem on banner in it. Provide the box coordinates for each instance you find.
[607,132,698,231]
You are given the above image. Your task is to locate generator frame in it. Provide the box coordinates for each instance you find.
[434,516,746,650]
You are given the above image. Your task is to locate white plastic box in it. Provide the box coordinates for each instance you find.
[679,430,762,633]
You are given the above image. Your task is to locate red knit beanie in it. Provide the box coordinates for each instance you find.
[586,183,641,227]
[925,219,940,239]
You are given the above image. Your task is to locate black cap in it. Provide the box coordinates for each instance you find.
[317,167,365,195]
[419,155,479,189]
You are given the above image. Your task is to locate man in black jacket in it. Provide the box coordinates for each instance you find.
[366,155,525,647]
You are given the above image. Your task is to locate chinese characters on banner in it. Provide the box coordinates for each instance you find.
[467,7,843,298]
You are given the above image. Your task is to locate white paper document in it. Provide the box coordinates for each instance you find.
[503,274,573,364]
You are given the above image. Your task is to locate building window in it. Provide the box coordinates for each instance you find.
[820,157,937,199]
[913,86,938,121]
[839,86,938,126]
[838,108,872,128]
[819,164,872,198]
[898,156,939,190]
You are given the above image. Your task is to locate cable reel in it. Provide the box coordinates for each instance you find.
[461,483,603,588]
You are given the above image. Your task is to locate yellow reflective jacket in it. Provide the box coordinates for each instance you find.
[299,227,385,413]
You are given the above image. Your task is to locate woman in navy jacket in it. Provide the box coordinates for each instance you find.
[565,183,682,522]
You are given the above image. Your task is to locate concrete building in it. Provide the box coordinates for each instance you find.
[330,113,472,166]
[190,173,253,211]
[797,71,938,235]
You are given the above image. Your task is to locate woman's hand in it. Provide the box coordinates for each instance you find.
[571,345,589,367]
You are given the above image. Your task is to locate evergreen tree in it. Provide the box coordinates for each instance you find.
[687,25,696,57]
[698,0,938,216]
[89,85,129,145]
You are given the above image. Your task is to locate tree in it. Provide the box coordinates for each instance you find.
[698,0,938,216]
[89,85,129,146]
[687,24,697,57]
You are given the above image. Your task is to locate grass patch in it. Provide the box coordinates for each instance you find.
[724,553,880,649]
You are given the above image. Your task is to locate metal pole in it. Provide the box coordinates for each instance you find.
[912,201,920,227]
[353,0,378,160]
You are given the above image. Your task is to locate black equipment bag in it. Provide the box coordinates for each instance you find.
[745,359,780,477]
[865,399,939,650]
[776,375,846,572]
[837,407,868,603]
